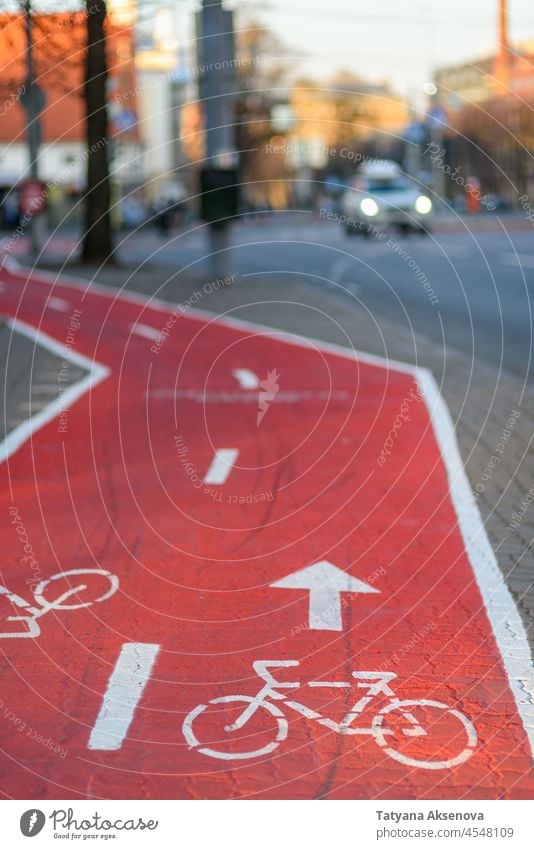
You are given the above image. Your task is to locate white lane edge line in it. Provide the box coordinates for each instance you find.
[0,318,111,465]
[3,256,533,754]
[232,368,260,389]
[1,257,416,374]
[88,643,160,751]
[130,322,161,341]
[203,448,239,485]
[418,369,534,755]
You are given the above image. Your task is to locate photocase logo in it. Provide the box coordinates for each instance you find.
[20,809,46,837]
[257,369,280,425]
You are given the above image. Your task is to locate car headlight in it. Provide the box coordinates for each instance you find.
[360,197,379,217]
[415,195,432,215]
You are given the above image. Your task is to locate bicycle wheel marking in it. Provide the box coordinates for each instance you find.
[179,662,478,770]
[88,643,160,751]
[0,569,120,639]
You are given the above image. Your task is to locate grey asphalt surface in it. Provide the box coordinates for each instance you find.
[115,212,534,383]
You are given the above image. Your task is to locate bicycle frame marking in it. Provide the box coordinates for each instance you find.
[0,569,119,639]
[183,660,477,769]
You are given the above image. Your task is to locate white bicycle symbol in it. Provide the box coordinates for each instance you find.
[183,660,477,770]
[0,569,119,639]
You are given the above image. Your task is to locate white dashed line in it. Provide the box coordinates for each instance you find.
[88,643,160,751]
[232,369,260,389]
[130,323,161,340]
[203,448,239,485]
[47,296,70,312]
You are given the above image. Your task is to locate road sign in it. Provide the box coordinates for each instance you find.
[0,259,532,799]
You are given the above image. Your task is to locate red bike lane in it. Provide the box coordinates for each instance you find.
[0,262,532,799]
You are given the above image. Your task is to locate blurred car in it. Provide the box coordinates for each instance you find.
[340,160,433,235]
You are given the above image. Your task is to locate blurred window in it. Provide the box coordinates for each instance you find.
[365,179,411,192]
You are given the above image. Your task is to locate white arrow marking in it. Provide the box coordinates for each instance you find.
[88,643,160,750]
[232,368,260,389]
[203,448,239,485]
[270,560,380,631]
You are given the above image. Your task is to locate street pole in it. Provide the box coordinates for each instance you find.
[197,0,238,279]
[23,0,45,256]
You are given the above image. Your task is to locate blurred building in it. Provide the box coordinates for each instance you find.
[276,74,409,205]
[0,1,200,227]
[0,5,140,226]
[435,43,534,111]
[289,74,408,157]
[133,5,195,204]
[435,0,534,109]
[433,41,534,203]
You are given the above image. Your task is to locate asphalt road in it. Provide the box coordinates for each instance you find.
[116,213,534,383]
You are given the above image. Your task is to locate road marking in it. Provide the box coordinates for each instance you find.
[3,256,533,761]
[271,560,380,631]
[502,253,534,268]
[47,296,70,312]
[330,256,355,281]
[0,568,119,641]
[130,322,161,341]
[203,448,239,485]
[1,256,417,373]
[0,318,110,465]
[88,643,160,751]
[182,661,477,769]
[232,368,260,389]
[329,256,362,293]
[148,389,350,403]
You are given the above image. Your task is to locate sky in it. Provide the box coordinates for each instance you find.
[151,1,534,104]
[250,0,534,100]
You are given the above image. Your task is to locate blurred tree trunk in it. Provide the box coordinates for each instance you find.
[82,0,113,263]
